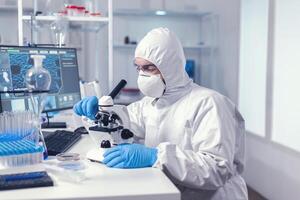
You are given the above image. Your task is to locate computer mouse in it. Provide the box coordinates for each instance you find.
[74,126,89,134]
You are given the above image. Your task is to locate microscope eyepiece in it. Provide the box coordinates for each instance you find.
[109,79,127,99]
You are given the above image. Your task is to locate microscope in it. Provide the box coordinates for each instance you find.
[85,80,134,162]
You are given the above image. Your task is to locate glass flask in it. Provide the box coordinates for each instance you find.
[25,55,51,159]
[25,55,51,92]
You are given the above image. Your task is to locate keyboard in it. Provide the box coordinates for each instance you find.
[43,130,82,156]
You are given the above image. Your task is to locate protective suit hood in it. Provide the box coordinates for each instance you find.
[135,27,193,107]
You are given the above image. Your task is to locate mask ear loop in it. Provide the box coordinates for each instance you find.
[161,76,166,84]
[156,76,166,100]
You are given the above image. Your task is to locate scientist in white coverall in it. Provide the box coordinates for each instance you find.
[74,27,248,200]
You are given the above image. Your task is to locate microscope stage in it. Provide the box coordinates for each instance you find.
[86,148,106,163]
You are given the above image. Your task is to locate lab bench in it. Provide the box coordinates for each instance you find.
[0,115,180,200]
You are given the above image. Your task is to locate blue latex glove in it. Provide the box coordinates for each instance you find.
[73,96,98,119]
[103,144,158,168]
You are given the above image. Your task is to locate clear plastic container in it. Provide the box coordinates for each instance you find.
[44,153,87,183]
[0,111,40,145]
[0,139,44,169]
[0,152,43,169]
[0,111,45,169]
[56,153,86,171]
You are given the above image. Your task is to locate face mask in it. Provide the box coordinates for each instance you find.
[137,72,165,98]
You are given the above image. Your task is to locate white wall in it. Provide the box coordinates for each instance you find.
[271,0,300,151]
[240,0,300,199]
[196,0,241,103]
[239,0,269,137]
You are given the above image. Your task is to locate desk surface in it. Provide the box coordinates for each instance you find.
[0,114,180,200]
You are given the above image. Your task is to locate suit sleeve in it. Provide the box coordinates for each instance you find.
[153,95,238,190]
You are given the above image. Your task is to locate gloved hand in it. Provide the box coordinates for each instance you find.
[103,144,158,168]
[73,96,98,119]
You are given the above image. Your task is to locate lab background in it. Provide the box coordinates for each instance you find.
[0,0,299,199]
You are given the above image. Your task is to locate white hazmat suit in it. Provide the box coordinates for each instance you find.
[127,28,248,200]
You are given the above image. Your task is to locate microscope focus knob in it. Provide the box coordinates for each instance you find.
[95,112,102,120]
[121,129,134,139]
[100,140,111,148]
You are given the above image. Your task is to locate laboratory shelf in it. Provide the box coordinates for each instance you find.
[0,6,32,12]
[22,15,109,23]
[18,0,114,92]
[114,9,210,18]
[113,44,209,50]
[183,45,210,50]
[113,44,137,48]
